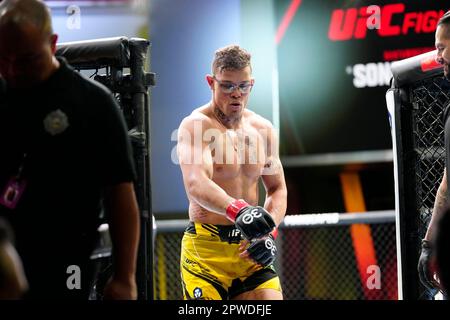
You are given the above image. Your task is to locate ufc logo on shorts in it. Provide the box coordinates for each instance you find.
[242,208,262,224]
[265,239,276,256]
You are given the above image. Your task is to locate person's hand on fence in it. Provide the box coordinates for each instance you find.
[418,239,441,290]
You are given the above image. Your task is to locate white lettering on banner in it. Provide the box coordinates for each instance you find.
[284,213,340,226]
[347,62,393,88]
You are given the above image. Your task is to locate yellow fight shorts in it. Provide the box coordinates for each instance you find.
[180,222,282,300]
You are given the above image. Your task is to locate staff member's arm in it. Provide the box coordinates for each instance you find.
[92,91,141,300]
[102,182,140,300]
[0,219,28,299]
[418,169,450,289]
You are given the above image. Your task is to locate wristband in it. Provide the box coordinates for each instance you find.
[271,227,278,240]
[226,199,249,221]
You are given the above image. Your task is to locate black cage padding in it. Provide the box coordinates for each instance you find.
[391,51,443,87]
[56,37,130,69]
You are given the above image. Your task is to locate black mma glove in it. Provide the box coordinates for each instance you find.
[418,239,440,290]
[226,199,276,241]
[246,235,277,267]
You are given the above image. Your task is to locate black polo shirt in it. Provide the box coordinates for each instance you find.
[0,58,136,298]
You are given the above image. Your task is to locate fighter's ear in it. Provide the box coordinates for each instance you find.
[206,75,214,88]
[50,34,58,54]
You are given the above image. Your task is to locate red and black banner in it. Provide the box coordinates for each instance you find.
[276,0,449,155]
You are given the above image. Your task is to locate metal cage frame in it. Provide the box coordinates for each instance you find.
[387,50,448,299]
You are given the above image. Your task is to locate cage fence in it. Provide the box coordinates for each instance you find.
[410,77,450,241]
[389,50,450,299]
[154,212,397,300]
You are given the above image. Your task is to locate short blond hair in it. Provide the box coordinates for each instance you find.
[212,45,252,75]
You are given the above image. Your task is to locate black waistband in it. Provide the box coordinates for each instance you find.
[186,222,243,244]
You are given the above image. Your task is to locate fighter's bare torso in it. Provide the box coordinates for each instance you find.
[180,103,274,225]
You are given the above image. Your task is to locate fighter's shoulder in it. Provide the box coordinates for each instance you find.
[179,107,214,132]
[245,110,274,131]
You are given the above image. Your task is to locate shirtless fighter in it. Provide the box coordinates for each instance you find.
[177,45,287,300]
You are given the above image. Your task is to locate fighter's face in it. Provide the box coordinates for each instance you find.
[435,24,450,80]
[207,67,254,120]
[0,23,57,89]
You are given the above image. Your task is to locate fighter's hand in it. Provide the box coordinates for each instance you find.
[102,275,137,300]
[226,199,276,241]
[417,239,440,291]
[240,235,277,268]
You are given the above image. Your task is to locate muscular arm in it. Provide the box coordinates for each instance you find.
[261,160,287,226]
[261,126,287,226]
[177,116,234,216]
[103,182,140,299]
[425,169,450,241]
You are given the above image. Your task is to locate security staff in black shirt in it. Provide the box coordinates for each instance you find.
[0,0,140,299]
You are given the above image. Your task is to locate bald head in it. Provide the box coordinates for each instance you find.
[0,0,59,88]
[436,10,450,80]
[438,10,450,39]
[0,0,53,36]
